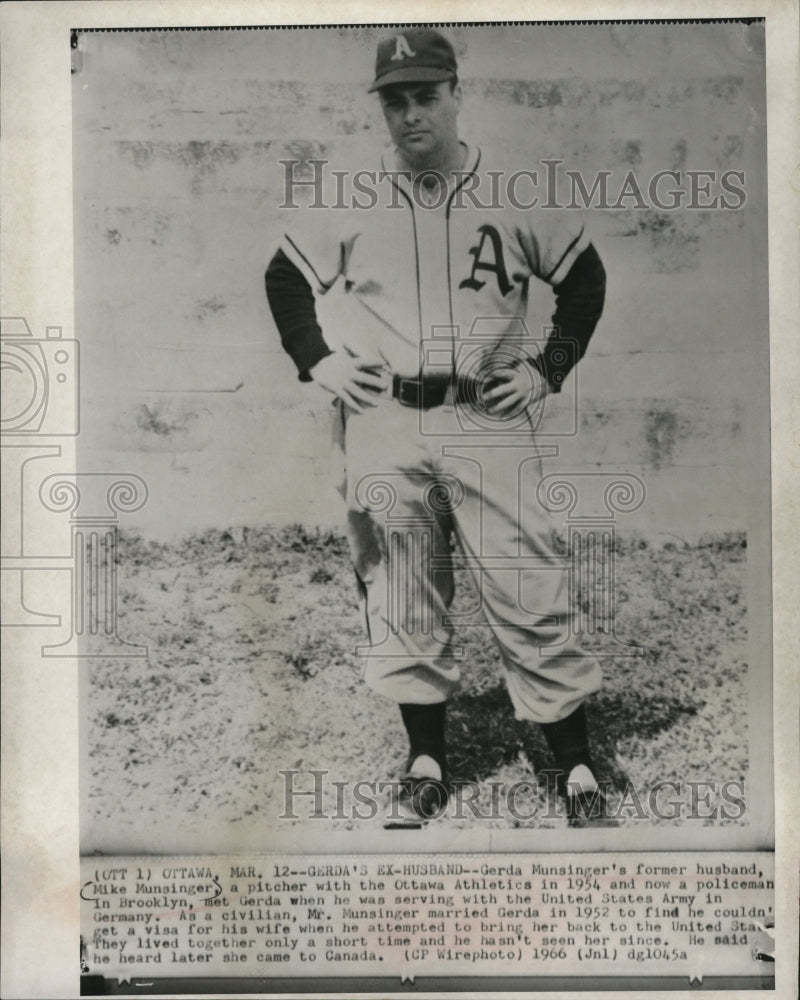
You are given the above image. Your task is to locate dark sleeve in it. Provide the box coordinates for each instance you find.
[529,243,606,393]
[265,248,333,382]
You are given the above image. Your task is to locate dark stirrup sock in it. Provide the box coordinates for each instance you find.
[539,704,594,786]
[399,702,447,775]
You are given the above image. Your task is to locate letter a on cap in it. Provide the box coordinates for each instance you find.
[391,35,416,61]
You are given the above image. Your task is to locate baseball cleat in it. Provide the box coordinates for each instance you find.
[383,774,449,829]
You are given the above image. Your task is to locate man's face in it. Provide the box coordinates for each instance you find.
[378,80,461,169]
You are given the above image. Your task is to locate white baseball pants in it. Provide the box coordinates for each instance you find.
[333,395,602,724]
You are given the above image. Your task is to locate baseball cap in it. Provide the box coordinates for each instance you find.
[368,28,458,93]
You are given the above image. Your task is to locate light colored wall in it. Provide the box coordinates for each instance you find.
[71,24,768,539]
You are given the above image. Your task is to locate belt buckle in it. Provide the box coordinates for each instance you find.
[397,377,420,408]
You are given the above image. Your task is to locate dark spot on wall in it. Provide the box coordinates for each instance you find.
[148,213,171,247]
[646,408,679,468]
[610,139,643,167]
[271,80,309,105]
[282,139,329,178]
[701,75,744,103]
[136,402,197,437]
[117,141,154,169]
[712,134,744,168]
[105,228,122,245]
[484,79,564,108]
[180,140,240,170]
[620,210,702,272]
[117,139,247,194]
[595,79,646,106]
[196,297,227,321]
[619,80,647,103]
[580,410,612,434]
[517,81,563,108]
[670,138,688,170]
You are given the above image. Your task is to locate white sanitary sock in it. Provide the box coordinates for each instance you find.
[566,764,598,794]
[408,755,442,781]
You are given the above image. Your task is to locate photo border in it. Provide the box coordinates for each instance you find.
[1,1,797,997]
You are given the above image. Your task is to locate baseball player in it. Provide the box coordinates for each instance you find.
[266,28,610,827]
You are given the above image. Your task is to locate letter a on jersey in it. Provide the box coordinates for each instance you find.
[391,35,416,61]
[459,224,514,295]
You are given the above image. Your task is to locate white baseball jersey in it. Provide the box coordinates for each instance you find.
[278,144,590,378]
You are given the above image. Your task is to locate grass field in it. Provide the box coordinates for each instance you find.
[84,524,749,846]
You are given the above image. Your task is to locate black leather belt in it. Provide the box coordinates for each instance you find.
[392,372,509,410]
[392,374,452,409]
